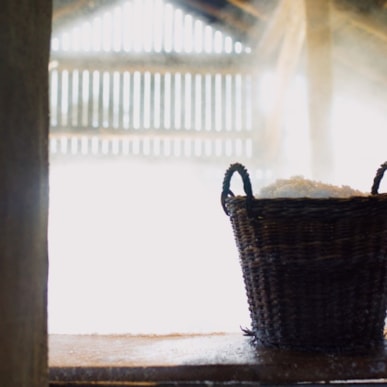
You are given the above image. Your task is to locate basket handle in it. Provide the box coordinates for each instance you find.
[371,161,387,195]
[221,163,254,216]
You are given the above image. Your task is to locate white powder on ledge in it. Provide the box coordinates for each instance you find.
[258,176,366,198]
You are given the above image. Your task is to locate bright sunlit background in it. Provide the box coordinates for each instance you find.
[48,0,387,334]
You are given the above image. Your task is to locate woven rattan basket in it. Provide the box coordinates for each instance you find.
[221,162,387,354]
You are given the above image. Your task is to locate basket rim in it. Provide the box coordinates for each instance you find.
[224,193,387,205]
[226,193,387,202]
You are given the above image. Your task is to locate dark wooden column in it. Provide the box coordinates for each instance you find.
[0,1,51,386]
[304,0,334,180]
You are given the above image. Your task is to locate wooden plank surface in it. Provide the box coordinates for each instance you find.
[49,333,387,384]
[0,1,51,386]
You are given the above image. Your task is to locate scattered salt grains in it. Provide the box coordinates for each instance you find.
[258,176,366,198]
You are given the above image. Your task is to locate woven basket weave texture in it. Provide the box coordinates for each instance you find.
[222,162,387,353]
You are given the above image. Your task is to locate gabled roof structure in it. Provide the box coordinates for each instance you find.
[51,0,387,177]
[52,0,387,100]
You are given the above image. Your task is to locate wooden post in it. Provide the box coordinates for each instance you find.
[257,0,305,171]
[0,1,51,386]
[304,0,333,180]
[262,0,305,170]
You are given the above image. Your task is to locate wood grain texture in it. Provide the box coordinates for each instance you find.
[49,334,387,385]
[0,1,51,386]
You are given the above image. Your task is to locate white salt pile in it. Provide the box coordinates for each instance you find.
[258,176,366,198]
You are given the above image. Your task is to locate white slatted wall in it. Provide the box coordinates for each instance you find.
[50,0,258,159]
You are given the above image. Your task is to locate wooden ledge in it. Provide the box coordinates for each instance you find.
[49,333,387,385]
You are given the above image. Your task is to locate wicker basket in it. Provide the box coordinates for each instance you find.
[221,162,387,354]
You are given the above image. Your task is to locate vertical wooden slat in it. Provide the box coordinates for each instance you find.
[62,70,70,127]
[214,73,222,131]
[108,71,114,128]
[194,74,202,131]
[102,71,110,128]
[304,0,334,180]
[163,72,171,129]
[154,72,161,129]
[66,70,72,128]
[91,70,98,128]
[225,74,232,131]
[79,70,88,128]
[112,71,121,129]
[143,71,151,129]
[57,70,63,127]
[87,70,94,128]
[183,73,192,130]
[133,71,140,129]
[50,69,59,128]
[174,72,182,130]
[122,71,130,129]
[245,74,252,131]
[75,70,82,128]
[70,70,79,128]
[235,73,243,131]
[97,70,104,129]
[0,0,51,386]
[204,73,212,130]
